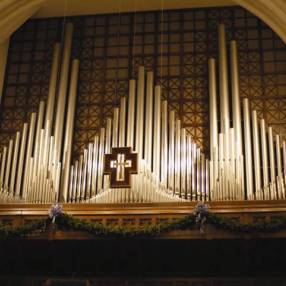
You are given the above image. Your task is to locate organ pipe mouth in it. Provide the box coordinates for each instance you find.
[0,24,285,204]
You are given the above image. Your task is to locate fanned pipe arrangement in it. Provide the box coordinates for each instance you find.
[0,22,286,204]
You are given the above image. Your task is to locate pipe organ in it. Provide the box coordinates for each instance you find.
[0,22,286,204]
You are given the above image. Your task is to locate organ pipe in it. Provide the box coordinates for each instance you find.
[54,22,74,164]
[252,110,261,194]
[260,119,269,196]
[230,40,243,157]
[45,43,61,129]
[15,123,28,197]
[144,71,153,168]
[4,139,13,191]
[135,66,145,159]
[61,59,80,202]
[127,80,135,149]
[218,24,230,136]
[243,98,253,199]
[153,85,161,179]
[119,97,126,147]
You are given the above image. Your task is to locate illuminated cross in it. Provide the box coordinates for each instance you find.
[104,147,138,188]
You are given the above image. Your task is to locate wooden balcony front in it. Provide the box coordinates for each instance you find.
[1,200,286,239]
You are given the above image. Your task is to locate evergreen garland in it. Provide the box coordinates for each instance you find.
[1,212,286,239]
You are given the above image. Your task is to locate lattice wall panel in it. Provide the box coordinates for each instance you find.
[1,6,286,158]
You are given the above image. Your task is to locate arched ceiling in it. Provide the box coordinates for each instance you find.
[33,0,235,18]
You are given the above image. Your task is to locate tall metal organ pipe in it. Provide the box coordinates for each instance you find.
[60,59,80,202]
[54,22,74,164]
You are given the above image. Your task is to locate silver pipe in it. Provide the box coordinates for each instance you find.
[174,119,181,196]
[0,146,7,191]
[45,42,61,129]
[86,143,93,199]
[153,85,161,178]
[60,59,80,202]
[22,112,36,199]
[208,58,218,167]
[180,128,186,198]
[91,135,99,196]
[276,134,282,178]
[112,108,119,148]
[127,79,136,149]
[54,22,74,164]
[135,66,145,159]
[218,24,230,148]
[144,71,154,169]
[4,139,13,191]
[243,98,253,199]
[230,40,243,157]
[252,110,261,195]
[268,127,276,192]
[119,97,126,147]
[168,110,175,191]
[72,160,78,202]
[77,155,83,201]
[81,149,88,200]
[15,123,28,197]
[9,132,20,195]
[260,119,269,194]
[161,100,168,185]
[97,128,105,192]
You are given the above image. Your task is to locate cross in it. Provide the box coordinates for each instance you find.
[104,147,138,188]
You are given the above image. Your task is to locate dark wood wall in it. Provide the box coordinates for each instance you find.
[1,6,286,158]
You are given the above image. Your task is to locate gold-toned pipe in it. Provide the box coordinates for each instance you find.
[119,97,126,147]
[91,135,99,196]
[219,132,226,200]
[77,155,83,201]
[61,59,80,202]
[243,98,253,199]
[144,71,154,168]
[86,143,93,199]
[153,85,161,179]
[174,119,181,196]
[45,42,61,130]
[206,159,210,201]
[72,160,78,202]
[127,79,136,149]
[97,128,105,192]
[208,58,218,185]
[161,100,168,185]
[68,165,74,202]
[32,101,45,190]
[22,112,36,199]
[252,110,261,195]
[54,22,74,164]
[168,110,175,191]
[268,127,276,198]
[218,24,230,165]
[186,136,192,200]
[276,134,282,178]
[81,149,88,200]
[15,123,28,197]
[0,146,7,191]
[230,40,243,157]
[192,142,197,200]
[135,66,145,159]
[112,108,119,148]
[4,139,13,191]
[260,119,269,196]
[283,141,286,174]
[180,128,186,198]
[196,148,201,201]
[201,153,205,201]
